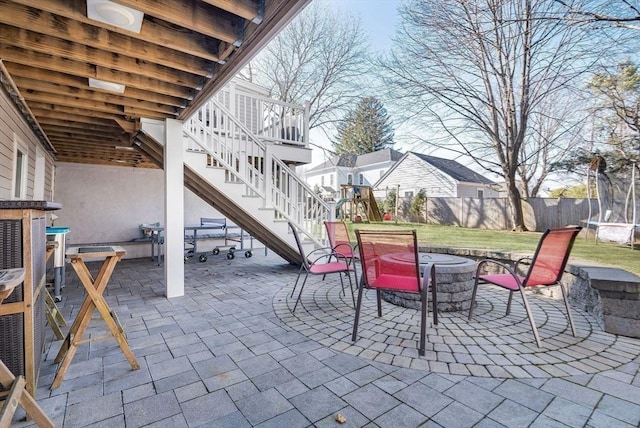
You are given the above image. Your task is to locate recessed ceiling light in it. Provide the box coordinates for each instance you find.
[89,78,125,93]
[86,0,144,33]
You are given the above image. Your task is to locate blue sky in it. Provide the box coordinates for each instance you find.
[319,0,401,52]
[305,1,402,166]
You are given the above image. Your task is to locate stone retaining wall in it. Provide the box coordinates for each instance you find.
[419,245,640,338]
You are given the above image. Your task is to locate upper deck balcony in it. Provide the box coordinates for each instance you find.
[207,78,312,166]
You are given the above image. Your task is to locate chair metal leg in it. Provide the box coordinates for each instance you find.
[560,283,577,337]
[506,291,514,315]
[290,265,305,298]
[518,289,542,348]
[430,270,438,326]
[468,276,480,320]
[420,287,427,356]
[338,272,346,297]
[292,273,310,313]
[351,283,365,342]
[376,289,382,317]
[346,271,356,309]
[351,258,359,288]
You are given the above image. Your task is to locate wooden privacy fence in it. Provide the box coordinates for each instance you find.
[395,197,597,231]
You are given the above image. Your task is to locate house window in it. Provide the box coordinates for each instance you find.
[359,174,364,185]
[13,135,28,199]
[330,174,334,186]
[404,191,414,198]
[321,175,325,186]
[477,189,484,198]
[347,174,353,185]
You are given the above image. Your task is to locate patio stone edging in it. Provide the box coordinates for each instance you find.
[578,266,640,339]
[420,245,640,339]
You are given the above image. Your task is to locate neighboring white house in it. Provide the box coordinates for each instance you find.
[375,152,499,198]
[303,149,403,200]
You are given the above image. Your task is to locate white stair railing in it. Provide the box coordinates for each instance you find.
[184,96,330,244]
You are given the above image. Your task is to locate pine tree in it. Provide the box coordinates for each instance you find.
[333,97,394,154]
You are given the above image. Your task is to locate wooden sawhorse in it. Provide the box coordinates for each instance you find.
[51,246,139,389]
[0,359,53,428]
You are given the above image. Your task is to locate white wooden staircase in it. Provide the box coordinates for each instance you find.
[133,82,331,264]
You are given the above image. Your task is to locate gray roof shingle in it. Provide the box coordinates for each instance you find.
[411,152,495,184]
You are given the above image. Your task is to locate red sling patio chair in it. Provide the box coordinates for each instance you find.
[288,222,355,312]
[352,229,437,356]
[468,226,582,348]
[324,221,360,284]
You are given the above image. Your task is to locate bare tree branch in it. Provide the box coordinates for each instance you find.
[381,0,595,230]
[554,0,640,30]
[244,3,371,131]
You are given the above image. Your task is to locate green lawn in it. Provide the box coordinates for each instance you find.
[346,222,640,276]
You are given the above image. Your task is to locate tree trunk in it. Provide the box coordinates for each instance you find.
[506,180,528,232]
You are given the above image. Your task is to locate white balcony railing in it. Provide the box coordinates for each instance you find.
[206,83,309,148]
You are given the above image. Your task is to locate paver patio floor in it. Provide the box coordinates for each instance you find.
[13,252,640,427]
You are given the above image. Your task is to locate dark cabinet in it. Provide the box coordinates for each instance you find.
[0,201,59,397]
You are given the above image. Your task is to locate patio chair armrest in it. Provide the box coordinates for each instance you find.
[475,258,519,279]
[514,257,533,276]
[421,263,436,291]
[332,242,357,254]
[307,247,350,264]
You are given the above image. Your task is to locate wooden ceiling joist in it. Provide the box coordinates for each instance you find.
[0,27,204,88]
[29,102,129,121]
[36,118,123,134]
[13,77,183,115]
[113,0,242,44]
[7,0,221,60]
[202,0,262,23]
[4,64,187,107]
[0,47,196,99]
[22,90,177,118]
[0,0,310,168]
[29,108,131,128]
[0,4,217,76]
[40,125,126,140]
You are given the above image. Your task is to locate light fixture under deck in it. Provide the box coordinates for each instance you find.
[88,78,125,93]
[86,0,144,33]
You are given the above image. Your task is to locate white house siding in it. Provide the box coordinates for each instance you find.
[53,162,225,247]
[378,154,457,197]
[457,183,499,198]
[336,167,352,188]
[304,166,355,195]
[358,163,392,187]
[304,168,331,192]
[0,87,55,200]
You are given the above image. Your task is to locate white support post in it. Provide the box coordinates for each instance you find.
[327,201,337,221]
[164,118,185,298]
[303,101,310,147]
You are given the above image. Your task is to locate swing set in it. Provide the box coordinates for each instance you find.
[584,152,639,249]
